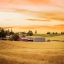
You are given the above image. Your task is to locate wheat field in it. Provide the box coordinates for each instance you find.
[0,35,64,64]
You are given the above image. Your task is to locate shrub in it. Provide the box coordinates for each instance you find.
[47,32,50,34]
[12,34,19,41]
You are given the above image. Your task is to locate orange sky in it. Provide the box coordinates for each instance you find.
[0,0,64,33]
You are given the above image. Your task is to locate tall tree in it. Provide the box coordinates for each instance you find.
[0,28,6,38]
[27,30,33,36]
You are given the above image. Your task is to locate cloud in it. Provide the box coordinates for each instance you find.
[29,11,64,21]
[10,7,64,22]
[27,19,50,21]
[27,0,51,5]
[3,24,64,30]
[0,0,64,11]
[10,8,64,22]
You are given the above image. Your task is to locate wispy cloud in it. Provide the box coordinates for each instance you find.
[6,8,64,22]
[27,18,50,21]
[3,24,64,30]
[34,11,64,21]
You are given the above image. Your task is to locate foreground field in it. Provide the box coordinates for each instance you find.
[0,39,64,64]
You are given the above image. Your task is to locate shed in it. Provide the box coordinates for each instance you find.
[32,37,45,42]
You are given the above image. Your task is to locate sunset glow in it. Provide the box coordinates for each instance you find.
[0,0,64,33]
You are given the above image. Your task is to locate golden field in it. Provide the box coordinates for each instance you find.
[0,35,64,64]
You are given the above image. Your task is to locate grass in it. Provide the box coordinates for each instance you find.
[33,34,61,37]
[23,33,62,37]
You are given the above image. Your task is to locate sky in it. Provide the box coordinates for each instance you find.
[0,0,64,33]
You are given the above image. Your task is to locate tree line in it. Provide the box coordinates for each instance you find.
[47,32,64,34]
[0,28,14,38]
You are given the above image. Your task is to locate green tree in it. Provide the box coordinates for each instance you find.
[27,30,33,36]
[0,28,6,39]
[12,34,19,41]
